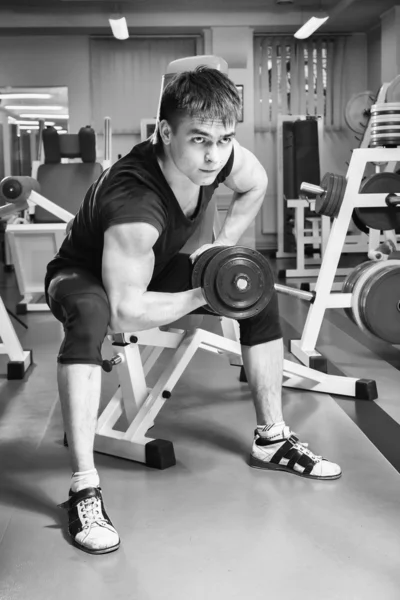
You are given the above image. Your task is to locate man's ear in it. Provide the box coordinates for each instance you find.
[159,120,172,145]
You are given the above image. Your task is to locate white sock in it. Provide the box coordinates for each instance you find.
[256,421,288,442]
[70,468,100,494]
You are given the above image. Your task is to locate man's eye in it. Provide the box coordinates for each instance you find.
[220,137,232,144]
[192,137,205,144]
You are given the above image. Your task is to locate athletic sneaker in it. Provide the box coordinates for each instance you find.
[58,487,120,554]
[250,428,342,480]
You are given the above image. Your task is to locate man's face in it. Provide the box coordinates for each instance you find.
[164,115,236,186]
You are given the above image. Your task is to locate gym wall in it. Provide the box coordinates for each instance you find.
[0,20,391,249]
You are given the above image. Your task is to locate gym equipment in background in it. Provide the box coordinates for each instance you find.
[0,186,33,379]
[4,117,112,312]
[276,114,323,260]
[290,143,400,371]
[281,76,400,288]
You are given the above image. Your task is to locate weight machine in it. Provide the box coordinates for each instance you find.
[0,189,33,379]
[4,118,112,313]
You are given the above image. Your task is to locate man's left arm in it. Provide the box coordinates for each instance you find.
[215,140,268,246]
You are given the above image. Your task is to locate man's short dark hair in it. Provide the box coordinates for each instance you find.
[153,66,241,146]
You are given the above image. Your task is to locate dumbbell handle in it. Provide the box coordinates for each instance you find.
[300,182,325,197]
[275,283,315,303]
[386,193,400,206]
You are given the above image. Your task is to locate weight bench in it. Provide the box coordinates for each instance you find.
[94,310,377,468]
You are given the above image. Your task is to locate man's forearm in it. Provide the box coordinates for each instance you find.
[215,188,265,246]
[110,288,206,332]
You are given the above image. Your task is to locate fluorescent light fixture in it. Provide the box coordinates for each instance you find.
[294,16,329,39]
[5,105,63,110]
[0,93,52,99]
[108,16,129,40]
[20,114,69,119]
[19,125,40,130]
[14,120,55,126]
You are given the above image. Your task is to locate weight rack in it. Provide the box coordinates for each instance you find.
[290,146,400,369]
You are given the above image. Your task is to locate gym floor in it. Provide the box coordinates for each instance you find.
[0,252,399,600]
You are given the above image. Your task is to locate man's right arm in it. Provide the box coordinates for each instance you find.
[102,222,206,332]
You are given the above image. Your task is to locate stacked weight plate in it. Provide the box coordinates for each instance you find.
[370,103,400,147]
[342,259,400,344]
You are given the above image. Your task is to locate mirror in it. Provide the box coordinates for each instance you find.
[0,86,68,177]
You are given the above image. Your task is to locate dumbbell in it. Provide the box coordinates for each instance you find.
[300,173,346,217]
[191,245,315,319]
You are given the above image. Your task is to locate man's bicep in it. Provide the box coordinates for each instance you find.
[223,140,268,194]
[102,221,159,310]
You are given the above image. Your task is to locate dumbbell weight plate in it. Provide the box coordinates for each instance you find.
[354,172,400,231]
[315,173,336,216]
[370,139,400,148]
[329,174,346,217]
[201,246,275,319]
[371,103,400,114]
[370,123,400,133]
[374,131,400,137]
[191,246,227,313]
[352,260,400,344]
[324,173,339,217]
[342,261,374,322]
[371,118,400,126]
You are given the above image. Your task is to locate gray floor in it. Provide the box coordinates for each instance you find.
[0,268,400,600]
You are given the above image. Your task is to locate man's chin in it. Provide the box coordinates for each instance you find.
[196,169,220,182]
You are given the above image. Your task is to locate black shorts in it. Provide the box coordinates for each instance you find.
[45,253,282,366]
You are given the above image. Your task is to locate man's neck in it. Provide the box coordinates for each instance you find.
[157,154,199,198]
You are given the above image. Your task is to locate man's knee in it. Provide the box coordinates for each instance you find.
[64,294,110,336]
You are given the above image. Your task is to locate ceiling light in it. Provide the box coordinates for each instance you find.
[19,125,40,130]
[0,93,52,99]
[20,114,69,119]
[5,105,63,110]
[108,16,129,40]
[12,120,55,126]
[294,15,329,39]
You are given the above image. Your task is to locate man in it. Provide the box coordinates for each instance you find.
[45,66,341,556]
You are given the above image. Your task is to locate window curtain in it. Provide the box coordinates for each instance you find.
[254,35,347,132]
[90,37,198,134]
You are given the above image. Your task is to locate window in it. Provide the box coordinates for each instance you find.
[254,36,341,131]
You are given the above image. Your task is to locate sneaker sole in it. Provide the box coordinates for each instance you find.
[72,537,121,555]
[249,455,342,480]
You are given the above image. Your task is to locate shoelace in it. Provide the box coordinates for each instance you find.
[80,497,107,528]
[292,440,322,462]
